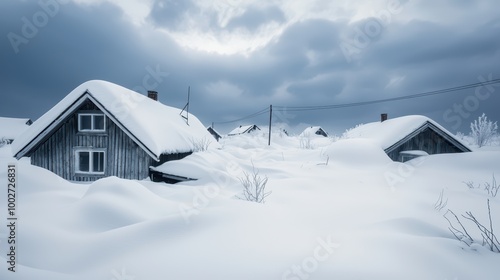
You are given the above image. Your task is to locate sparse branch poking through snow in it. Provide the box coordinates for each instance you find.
[190,136,212,152]
[237,162,271,203]
[444,199,500,253]
[470,113,498,147]
[434,189,448,212]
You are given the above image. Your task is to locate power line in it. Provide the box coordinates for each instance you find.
[273,78,500,112]
[213,107,269,125]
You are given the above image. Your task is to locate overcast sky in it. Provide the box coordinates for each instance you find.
[1,0,499,135]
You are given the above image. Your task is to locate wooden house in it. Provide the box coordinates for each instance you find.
[12,80,215,182]
[300,126,328,137]
[0,117,32,144]
[344,114,471,162]
[207,126,222,141]
[228,124,260,136]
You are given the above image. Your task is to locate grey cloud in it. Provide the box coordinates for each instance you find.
[226,5,285,32]
[148,0,198,30]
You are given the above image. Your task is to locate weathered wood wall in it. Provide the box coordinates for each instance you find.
[30,100,153,181]
[387,127,464,161]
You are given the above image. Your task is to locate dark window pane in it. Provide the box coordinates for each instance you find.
[79,152,90,172]
[93,152,104,172]
[94,115,105,130]
[80,115,92,130]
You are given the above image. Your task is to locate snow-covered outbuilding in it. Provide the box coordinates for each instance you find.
[207,126,222,141]
[0,117,32,144]
[300,126,328,137]
[228,124,260,136]
[344,115,471,162]
[12,80,216,182]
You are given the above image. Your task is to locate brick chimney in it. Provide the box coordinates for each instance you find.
[147,90,158,101]
[381,113,388,122]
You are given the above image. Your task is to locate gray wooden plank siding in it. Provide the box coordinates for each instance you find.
[386,127,464,161]
[30,100,153,181]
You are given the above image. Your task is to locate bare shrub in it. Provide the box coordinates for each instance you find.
[484,174,499,198]
[190,136,212,152]
[470,113,498,147]
[444,199,499,253]
[300,133,314,149]
[463,174,499,197]
[237,163,271,203]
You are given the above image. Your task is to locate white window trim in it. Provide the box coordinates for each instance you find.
[75,149,106,175]
[78,113,106,132]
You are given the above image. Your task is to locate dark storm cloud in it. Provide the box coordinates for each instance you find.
[1,0,499,135]
[226,5,285,32]
[148,0,198,30]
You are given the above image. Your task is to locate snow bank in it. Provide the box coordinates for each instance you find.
[324,138,392,166]
[1,131,499,280]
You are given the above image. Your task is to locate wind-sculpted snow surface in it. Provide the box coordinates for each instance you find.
[0,136,499,279]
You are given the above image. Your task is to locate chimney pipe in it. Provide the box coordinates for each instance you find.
[147,90,158,101]
[381,113,388,122]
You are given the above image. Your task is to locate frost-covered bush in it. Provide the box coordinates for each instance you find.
[237,164,271,203]
[470,113,498,147]
[299,133,314,149]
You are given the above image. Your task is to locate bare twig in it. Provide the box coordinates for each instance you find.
[434,189,448,212]
[237,162,271,203]
[445,199,500,253]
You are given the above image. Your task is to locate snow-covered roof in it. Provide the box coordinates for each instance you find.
[343,115,470,151]
[207,126,222,136]
[300,126,327,137]
[228,125,260,136]
[12,80,216,160]
[0,117,31,140]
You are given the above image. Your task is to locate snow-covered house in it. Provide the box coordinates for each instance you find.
[0,117,32,144]
[207,126,222,141]
[344,115,471,162]
[228,124,260,136]
[300,126,328,137]
[12,80,215,182]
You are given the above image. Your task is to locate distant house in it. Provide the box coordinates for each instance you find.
[0,117,32,144]
[12,80,215,182]
[344,114,471,162]
[207,126,222,141]
[300,126,328,137]
[228,125,260,136]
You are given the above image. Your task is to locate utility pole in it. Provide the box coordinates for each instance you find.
[268,105,272,146]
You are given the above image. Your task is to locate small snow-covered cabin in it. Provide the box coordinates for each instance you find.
[300,126,328,137]
[0,117,32,144]
[207,126,222,141]
[344,115,471,162]
[228,124,260,136]
[12,80,215,182]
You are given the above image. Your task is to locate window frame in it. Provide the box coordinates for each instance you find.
[78,113,106,132]
[75,149,106,175]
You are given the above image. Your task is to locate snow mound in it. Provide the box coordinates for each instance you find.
[69,177,177,232]
[324,138,392,166]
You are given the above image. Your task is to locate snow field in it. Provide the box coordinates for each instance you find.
[0,134,499,279]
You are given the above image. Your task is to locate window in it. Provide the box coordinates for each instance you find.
[76,150,105,174]
[78,113,106,132]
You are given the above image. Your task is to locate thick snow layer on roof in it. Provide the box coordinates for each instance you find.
[12,80,216,158]
[342,115,466,150]
[0,117,31,140]
[300,126,326,137]
[228,125,258,135]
